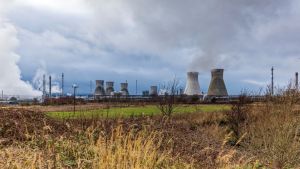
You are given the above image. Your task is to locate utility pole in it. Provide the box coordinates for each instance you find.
[271,67,274,96]
[49,76,52,99]
[72,84,78,114]
[61,73,64,97]
[296,72,299,90]
[1,90,3,100]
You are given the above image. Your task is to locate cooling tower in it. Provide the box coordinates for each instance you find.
[106,81,115,95]
[184,72,201,95]
[94,80,105,96]
[120,83,129,96]
[207,69,228,96]
[149,86,158,96]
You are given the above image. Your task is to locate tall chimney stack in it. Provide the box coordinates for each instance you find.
[207,69,228,96]
[184,72,201,95]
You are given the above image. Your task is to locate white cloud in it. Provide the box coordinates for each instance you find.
[14,0,90,15]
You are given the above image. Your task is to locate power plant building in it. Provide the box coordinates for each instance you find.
[106,81,115,95]
[120,83,129,96]
[184,72,201,95]
[207,69,228,96]
[149,86,158,96]
[94,80,105,96]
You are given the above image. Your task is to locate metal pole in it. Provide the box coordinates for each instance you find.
[73,87,76,113]
[72,84,78,114]
[296,72,298,90]
[1,90,3,100]
[49,76,52,99]
[271,67,274,96]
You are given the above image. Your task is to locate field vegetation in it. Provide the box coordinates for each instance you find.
[46,104,230,119]
[1,90,300,168]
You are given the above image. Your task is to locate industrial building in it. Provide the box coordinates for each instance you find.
[184,72,201,95]
[207,69,228,97]
[94,80,105,96]
[120,83,129,96]
[149,86,158,96]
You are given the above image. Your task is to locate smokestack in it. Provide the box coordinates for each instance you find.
[296,72,298,90]
[42,74,46,100]
[94,80,105,96]
[106,81,114,95]
[207,69,228,96]
[184,72,201,95]
[136,80,138,95]
[120,83,129,96]
[149,86,158,96]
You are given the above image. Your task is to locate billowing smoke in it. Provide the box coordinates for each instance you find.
[32,66,62,94]
[0,3,41,97]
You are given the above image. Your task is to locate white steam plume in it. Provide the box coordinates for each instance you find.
[0,3,41,97]
[32,66,62,94]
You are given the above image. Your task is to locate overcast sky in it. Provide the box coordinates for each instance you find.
[0,0,300,96]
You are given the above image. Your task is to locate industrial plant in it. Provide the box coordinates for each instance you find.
[91,68,229,101]
[7,66,298,104]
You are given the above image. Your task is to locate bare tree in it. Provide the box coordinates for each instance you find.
[157,78,179,117]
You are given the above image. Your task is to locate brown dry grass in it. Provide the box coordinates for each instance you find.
[1,90,300,168]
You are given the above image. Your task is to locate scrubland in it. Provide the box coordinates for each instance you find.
[0,92,300,168]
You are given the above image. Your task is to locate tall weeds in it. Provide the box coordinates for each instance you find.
[0,123,192,169]
[244,87,300,168]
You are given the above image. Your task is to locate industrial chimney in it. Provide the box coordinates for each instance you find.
[149,86,158,96]
[184,72,201,95]
[207,69,228,96]
[94,80,105,96]
[106,81,114,95]
[120,83,129,96]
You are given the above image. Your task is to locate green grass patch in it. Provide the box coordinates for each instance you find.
[46,104,230,119]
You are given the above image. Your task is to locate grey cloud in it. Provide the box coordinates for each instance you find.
[2,0,300,95]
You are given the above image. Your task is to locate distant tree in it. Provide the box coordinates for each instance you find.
[157,78,179,117]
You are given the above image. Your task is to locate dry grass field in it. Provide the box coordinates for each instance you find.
[0,92,300,168]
